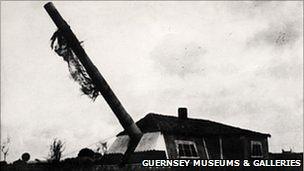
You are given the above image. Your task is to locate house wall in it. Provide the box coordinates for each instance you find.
[204,137,221,159]
[221,136,245,159]
[109,131,269,160]
[163,134,269,160]
[163,133,245,159]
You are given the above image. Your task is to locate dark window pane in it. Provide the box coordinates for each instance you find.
[190,145,198,156]
[178,144,185,156]
[252,144,262,157]
[184,145,191,156]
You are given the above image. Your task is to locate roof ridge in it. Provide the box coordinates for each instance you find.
[117,113,270,137]
[145,113,270,137]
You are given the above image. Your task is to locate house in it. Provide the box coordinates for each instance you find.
[108,108,271,161]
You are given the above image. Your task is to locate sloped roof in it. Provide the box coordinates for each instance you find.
[118,113,270,137]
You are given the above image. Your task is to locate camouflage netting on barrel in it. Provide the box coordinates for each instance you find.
[50,30,99,100]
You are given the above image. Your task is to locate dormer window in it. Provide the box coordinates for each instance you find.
[251,141,263,158]
[175,140,199,158]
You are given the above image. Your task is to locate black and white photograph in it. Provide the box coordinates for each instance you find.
[0,1,303,170]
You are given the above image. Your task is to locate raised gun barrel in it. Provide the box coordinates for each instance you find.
[44,2,142,163]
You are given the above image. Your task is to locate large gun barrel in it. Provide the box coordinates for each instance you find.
[44,2,142,163]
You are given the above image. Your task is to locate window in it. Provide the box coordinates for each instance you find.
[251,141,263,158]
[175,140,199,158]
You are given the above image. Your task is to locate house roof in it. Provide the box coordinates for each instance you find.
[118,113,270,137]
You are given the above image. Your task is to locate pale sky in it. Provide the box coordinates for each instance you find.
[1,1,303,162]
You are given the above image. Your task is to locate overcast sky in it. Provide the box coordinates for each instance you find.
[1,1,303,162]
